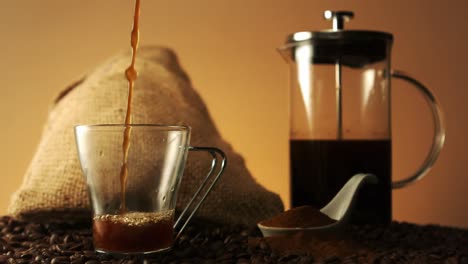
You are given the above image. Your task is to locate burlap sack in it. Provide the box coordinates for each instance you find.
[9,46,284,226]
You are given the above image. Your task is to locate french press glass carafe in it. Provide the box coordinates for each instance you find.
[279,11,445,223]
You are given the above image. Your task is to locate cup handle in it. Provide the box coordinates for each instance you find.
[391,70,446,189]
[173,146,227,239]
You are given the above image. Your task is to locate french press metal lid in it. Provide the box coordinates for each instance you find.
[282,10,393,67]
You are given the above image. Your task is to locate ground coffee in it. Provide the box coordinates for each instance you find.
[260,205,336,228]
[248,232,374,262]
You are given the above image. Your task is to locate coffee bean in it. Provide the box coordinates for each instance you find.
[68,243,84,251]
[209,240,224,252]
[240,230,249,237]
[13,260,29,264]
[236,253,250,259]
[204,250,216,259]
[212,228,221,237]
[263,255,273,263]
[49,234,58,244]
[217,253,233,261]
[278,254,299,262]
[178,234,190,243]
[19,253,33,259]
[250,256,263,264]
[19,241,31,248]
[51,256,69,264]
[28,233,43,241]
[259,241,268,251]
[84,260,99,264]
[26,223,43,233]
[49,244,63,252]
[97,253,112,261]
[175,247,196,259]
[236,258,250,264]
[297,256,314,264]
[223,235,232,245]
[8,234,27,242]
[226,243,240,253]
[82,250,95,257]
[63,235,72,244]
[7,218,19,228]
[12,226,23,234]
[61,250,75,256]
[1,228,10,236]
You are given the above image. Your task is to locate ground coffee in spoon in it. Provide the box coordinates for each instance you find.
[254,206,373,261]
[260,205,336,228]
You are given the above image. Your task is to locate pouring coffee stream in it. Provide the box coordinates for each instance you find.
[119,0,141,213]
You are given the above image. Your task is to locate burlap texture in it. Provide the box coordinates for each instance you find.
[8,46,284,226]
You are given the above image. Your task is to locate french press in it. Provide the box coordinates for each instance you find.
[279,11,445,223]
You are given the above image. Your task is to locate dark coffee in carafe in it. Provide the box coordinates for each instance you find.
[290,139,391,224]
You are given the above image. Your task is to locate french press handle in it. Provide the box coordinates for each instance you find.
[324,11,446,188]
[391,70,446,189]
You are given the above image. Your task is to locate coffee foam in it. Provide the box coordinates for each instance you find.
[94,210,174,226]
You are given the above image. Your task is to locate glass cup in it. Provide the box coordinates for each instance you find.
[74,124,226,254]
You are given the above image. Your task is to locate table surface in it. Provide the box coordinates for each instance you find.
[0,215,467,264]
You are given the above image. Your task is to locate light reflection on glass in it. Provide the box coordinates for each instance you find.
[362,68,376,115]
[295,45,313,133]
[293,32,312,42]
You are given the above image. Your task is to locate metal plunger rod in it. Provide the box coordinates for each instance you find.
[324,10,354,139]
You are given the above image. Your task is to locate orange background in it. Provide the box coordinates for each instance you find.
[0,0,467,227]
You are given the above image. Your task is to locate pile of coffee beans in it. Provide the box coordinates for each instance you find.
[0,216,256,264]
[0,215,467,263]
